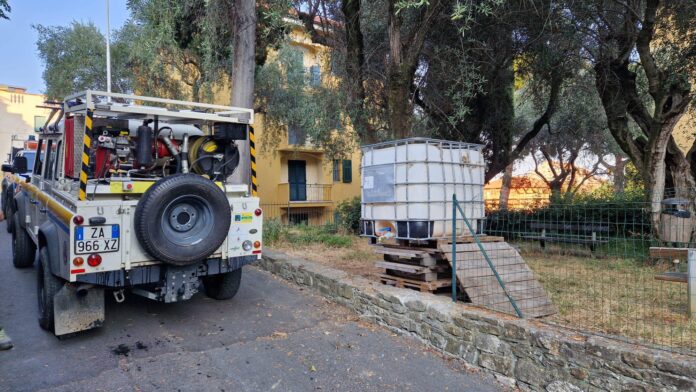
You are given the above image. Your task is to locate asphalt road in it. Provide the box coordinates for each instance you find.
[0,226,502,392]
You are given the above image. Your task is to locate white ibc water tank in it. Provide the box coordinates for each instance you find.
[360,138,485,240]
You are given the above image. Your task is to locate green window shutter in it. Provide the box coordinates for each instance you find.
[342,159,352,183]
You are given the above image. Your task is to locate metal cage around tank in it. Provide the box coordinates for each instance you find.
[360,138,486,240]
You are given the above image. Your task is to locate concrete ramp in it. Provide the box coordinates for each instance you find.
[440,241,556,318]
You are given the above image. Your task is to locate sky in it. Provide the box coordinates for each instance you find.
[0,0,130,94]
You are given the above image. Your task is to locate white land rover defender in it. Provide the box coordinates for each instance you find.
[4,91,263,337]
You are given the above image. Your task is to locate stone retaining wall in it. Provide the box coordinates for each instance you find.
[257,250,696,391]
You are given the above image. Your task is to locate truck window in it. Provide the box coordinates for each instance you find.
[43,139,54,178]
[52,141,62,180]
[22,151,36,172]
[33,139,44,175]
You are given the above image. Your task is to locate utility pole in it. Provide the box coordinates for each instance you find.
[105,0,112,98]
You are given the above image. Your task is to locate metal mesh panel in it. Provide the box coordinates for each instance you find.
[475,190,696,353]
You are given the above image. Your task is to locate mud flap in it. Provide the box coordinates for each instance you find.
[53,285,105,336]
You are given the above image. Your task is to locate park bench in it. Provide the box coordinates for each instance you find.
[522,222,610,252]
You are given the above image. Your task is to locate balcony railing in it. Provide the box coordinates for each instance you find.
[278,183,332,203]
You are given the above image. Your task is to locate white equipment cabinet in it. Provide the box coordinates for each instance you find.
[360,138,485,240]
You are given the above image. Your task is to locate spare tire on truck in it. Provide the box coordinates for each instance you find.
[134,173,231,266]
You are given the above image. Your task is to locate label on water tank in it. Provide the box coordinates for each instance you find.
[362,164,395,202]
[364,176,374,189]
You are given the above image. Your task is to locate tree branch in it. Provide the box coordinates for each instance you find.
[635,0,662,101]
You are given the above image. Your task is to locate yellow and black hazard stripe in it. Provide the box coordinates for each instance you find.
[78,109,94,201]
[249,126,258,197]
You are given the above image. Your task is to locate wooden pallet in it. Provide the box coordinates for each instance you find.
[438,241,556,318]
[379,273,451,293]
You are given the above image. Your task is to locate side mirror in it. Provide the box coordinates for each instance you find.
[1,163,11,173]
[12,156,28,174]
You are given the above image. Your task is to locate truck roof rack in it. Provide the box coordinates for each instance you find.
[63,90,254,125]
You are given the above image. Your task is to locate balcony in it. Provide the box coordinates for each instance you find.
[278,183,332,206]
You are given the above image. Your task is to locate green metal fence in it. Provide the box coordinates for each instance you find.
[478,191,695,353]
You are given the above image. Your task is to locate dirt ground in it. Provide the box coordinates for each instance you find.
[272,236,383,280]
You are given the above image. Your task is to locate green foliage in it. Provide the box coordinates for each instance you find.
[335,197,361,234]
[451,0,503,29]
[0,0,10,19]
[255,44,357,159]
[263,219,353,247]
[285,224,353,247]
[34,22,133,100]
[126,0,220,101]
[256,0,292,65]
[36,1,291,101]
[263,218,285,243]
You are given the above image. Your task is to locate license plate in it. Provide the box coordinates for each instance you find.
[74,225,120,254]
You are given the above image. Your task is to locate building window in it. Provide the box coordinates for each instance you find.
[288,212,309,226]
[34,116,46,132]
[309,65,321,87]
[288,124,307,145]
[332,160,341,182]
[342,159,352,183]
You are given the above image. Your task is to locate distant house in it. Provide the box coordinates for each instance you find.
[484,160,608,209]
[0,84,53,163]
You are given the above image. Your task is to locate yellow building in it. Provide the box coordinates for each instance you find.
[0,84,52,163]
[254,24,361,224]
[210,19,362,225]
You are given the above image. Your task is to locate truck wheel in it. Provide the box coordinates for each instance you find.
[12,214,35,268]
[134,174,231,266]
[37,247,63,332]
[202,268,242,300]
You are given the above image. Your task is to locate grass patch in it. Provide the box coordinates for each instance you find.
[524,250,696,351]
[264,222,354,248]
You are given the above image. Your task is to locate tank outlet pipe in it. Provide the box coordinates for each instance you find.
[76,284,94,298]
[159,135,181,173]
[181,134,190,174]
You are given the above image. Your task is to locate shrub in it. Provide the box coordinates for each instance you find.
[263,218,285,244]
[282,224,354,248]
[335,196,361,234]
[317,233,353,247]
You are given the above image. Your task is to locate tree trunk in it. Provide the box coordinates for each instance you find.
[498,163,513,210]
[386,1,413,139]
[387,71,413,139]
[613,154,626,194]
[341,0,372,142]
[384,0,443,139]
[229,0,256,186]
[549,182,563,204]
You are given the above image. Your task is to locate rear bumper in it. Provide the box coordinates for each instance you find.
[74,255,258,288]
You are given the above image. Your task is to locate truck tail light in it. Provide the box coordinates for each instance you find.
[72,257,84,266]
[253,241,261,249]
[73,215,84,225]
[254,208,262,216]
[87,254,102,267]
